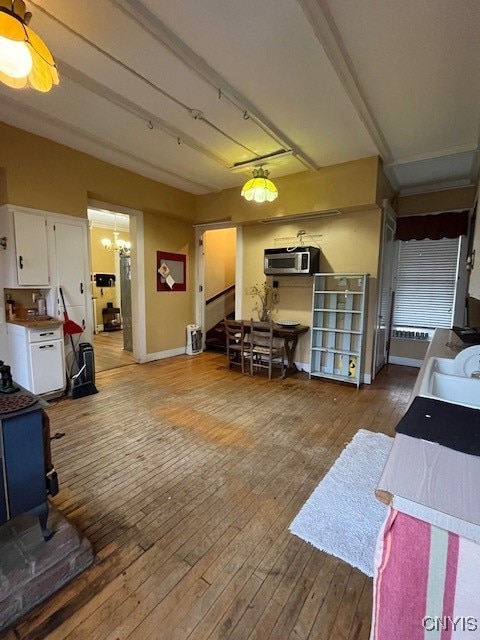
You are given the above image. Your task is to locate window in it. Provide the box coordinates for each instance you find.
[393,237,461,330]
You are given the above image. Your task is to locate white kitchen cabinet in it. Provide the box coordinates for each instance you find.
[53,222,87,307]
[6,323,65,396]
[49,220,91,342]
[0,207,50,287]
[309,273,368,387]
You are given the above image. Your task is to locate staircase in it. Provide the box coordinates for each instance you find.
[204,285,235,353]
[205,313,234,352]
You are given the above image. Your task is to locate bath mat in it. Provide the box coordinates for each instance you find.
[289,429,393,576]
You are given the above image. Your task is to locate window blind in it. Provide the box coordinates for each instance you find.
[394,237,460,329]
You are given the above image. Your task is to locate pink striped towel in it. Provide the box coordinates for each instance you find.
[370,509,480,640]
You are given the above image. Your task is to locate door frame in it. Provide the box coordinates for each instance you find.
[373,199,396,377]
[88,199,146,363]
[194,222,243,348]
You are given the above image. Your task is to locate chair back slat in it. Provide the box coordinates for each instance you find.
[249,319,284,379]
[224,318,247,373]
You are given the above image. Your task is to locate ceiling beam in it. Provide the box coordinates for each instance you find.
[297,0,392,163]
[59,61,231,169]
[110,0,320,171]
[385,145,478,168]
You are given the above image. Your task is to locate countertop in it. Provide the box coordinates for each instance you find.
[376,328,480,542]
[7,318,64,330]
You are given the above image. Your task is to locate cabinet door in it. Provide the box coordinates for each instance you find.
[2,411,45,518]
[30,341,65,394]
[14,211,49,286]
[54,222,86,307]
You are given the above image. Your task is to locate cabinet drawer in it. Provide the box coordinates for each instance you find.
[28,327,63,343]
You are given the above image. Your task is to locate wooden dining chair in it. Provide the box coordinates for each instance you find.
[224,318,249,373]
[249,319,285,379]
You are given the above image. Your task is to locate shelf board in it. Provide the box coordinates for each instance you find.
[310,371,358,384]
[314,290,363,295]
[311,347,360,356]
[313,308,362,314]
[312,327,362,335]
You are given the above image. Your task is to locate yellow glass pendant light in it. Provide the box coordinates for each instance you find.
[0,0,59,92]
[241,167,278,203]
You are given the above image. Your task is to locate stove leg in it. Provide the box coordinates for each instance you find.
[28,502,52,541]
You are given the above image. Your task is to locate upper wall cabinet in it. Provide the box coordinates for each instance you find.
[0,207,50,287]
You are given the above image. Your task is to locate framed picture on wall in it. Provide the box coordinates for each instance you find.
[156,251,187,291]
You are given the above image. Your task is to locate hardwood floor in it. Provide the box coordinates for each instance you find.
[93,330,136,372]
[4,354,418,640]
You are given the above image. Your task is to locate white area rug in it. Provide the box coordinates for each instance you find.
[289,429,393,577]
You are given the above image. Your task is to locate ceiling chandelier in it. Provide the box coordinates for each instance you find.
[0,0,59,92]
[101,217,131,255]
[241,167,278,203]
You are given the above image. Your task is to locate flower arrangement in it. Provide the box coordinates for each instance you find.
[250,281,276,322]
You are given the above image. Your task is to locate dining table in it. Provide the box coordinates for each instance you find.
[237,321,310,378]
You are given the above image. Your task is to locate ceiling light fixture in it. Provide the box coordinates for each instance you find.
[101,216,131,255]
[241,167,278,203]
[0,0,59,92]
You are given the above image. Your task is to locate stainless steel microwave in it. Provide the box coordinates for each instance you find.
[264,246,320,275]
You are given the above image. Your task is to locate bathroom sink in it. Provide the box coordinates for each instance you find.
[418,348,480,410]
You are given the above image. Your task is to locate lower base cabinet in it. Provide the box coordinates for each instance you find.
[7,323,65,396]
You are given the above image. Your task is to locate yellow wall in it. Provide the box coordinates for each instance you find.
[0,123,195,219]
[390,337,429,363]
[0,122,197,355]
[195,156,380,224]
[204,228,236,300]
[0,123,388,366]
[241,210,382,375]
[395,186,475,217]
[90,227,120,275]
[143,211,195,353]
[376,159,396,209]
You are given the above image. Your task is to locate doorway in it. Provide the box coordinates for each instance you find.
[195,224,241,350]
[88,207,135,371]
[374,201,396,375]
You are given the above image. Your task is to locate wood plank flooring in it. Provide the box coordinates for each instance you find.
[4,353,418,640]
[93,330,136,372]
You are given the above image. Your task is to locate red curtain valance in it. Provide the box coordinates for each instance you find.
[395,210,469,241]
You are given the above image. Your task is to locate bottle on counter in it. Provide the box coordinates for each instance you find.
[37,295,47,316]
[5,295,15,320]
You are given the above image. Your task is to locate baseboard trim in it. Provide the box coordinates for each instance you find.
[388,355,423,368]
[144,347,186,363]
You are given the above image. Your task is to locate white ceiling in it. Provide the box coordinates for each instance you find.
[1,0,479,197]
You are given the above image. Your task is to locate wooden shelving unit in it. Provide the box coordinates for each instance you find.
[309,273,368,387]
